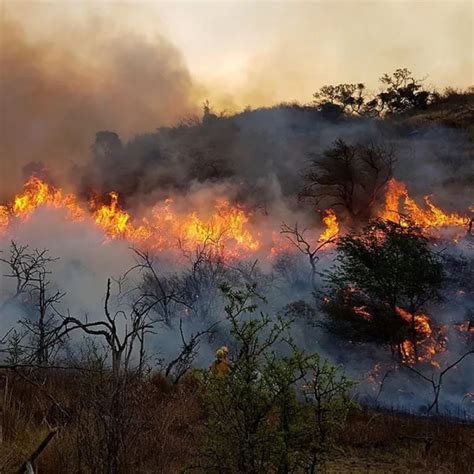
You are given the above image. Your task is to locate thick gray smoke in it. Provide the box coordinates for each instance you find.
[1,18,473,415]
[0,18,201,199]
[76,106,473,218]
[1,208,472,415]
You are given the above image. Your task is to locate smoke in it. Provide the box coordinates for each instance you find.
[73,103,473,228]
[1,4,473,416]
[0,16,201,198]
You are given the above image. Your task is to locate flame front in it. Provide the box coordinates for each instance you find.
[2,177,260,259]
[92,192,152,243]
[1,176,471,260]
[0,176,469,371]
[11,176,85,221]
[318,209,339,242]
[396,306,446,366]
[381,178,470,230]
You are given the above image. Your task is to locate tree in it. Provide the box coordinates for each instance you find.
[199,283,355,473]
[280,222,337,291]
[299,139,395,224]
[321,220,444,362]
[92,131,123,164]
[60,278,156,378]
[402,350,474,414]
[312,68,437,117]
[0,241,65,365]
[202,99,218,125]
[299,355,356,470]
[313,83,368,116]
[378,68,435,114]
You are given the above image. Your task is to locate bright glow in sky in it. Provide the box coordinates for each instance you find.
[3,0,473,109]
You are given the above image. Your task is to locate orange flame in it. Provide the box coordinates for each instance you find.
[455,321,474,334]
[381,178,470,230]
[318,209,339,242]
[396,306,446,366]
[180,200,259,252]
[0,206,9,234]
[269,208,339,256]
[12,177,85,221]
[2,177,260,259]
[92,192,151,242]
[1,176,470,260]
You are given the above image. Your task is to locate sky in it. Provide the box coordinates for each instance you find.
[0,1,472,192]
[3,0,473,108]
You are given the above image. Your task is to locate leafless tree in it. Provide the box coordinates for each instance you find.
[165,318,219,383]
[128,248,192,326]
[131,246,229,380]
[280,223,337,291]
[0,241,65,365]
[59,278,157,378]
[177,235,236,321]
[0,241,57,303]
[402,350,474,414]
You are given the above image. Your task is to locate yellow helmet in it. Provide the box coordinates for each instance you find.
[216,346,229,359]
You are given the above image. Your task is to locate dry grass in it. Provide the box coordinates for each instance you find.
[329,408,474,473]
[0,370,203,473]
[0,370,472,473]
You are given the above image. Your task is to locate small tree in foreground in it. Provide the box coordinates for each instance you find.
[0,241,65,365]
[199,283,355,473]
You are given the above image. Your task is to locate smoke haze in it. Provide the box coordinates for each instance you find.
[0,14,201,197]
[0,1,473,415]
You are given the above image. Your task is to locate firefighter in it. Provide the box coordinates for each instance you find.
[210,346,231,377]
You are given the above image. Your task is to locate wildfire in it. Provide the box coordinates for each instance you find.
[182,201,259,251]
[455,321,474,334]
[92,192,152,243]
[1,176,470,260]
[318,209,339,242]
[11,176,85,221]
[94,192,130,235]
[1,177,260,258]
[0,206,9,233]
[381,179,407,222]
[270,208,340,256]
[381,178,470,231]
[396,306,446,366]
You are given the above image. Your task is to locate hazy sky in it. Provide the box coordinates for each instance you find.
[3,0,473,109]
[0,0,473,192]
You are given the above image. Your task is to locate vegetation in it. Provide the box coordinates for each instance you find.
[0,69,473,472]
[200,284,355,473]
[1,372,472,473]
[299,139,395,224]
[321,220,444,360]
[313,68,437,117]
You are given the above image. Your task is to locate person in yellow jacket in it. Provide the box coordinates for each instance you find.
[210,346,231,377]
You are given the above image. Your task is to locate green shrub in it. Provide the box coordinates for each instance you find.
[198,283,356,473]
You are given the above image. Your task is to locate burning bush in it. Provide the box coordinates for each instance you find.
[299,139,395,225]
[321,219,444,364]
